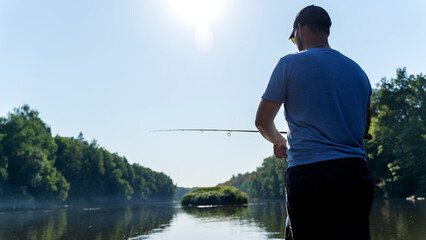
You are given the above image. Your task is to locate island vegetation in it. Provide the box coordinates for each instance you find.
[0,105,176,205]
[181,186,248,206]
[225,68,425,199]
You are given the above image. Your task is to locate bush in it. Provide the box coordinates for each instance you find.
[181,186,248,206]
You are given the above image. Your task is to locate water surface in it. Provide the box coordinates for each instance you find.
[0,199,424,239]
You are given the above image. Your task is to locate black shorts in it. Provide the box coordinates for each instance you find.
[284,158,374,240]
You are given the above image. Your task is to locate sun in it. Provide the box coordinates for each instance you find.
[170,0,226,51]
[170,0,225,23]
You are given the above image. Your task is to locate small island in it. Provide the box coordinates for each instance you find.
[181,186,248,206]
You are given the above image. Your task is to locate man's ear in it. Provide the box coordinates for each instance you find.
[297,23,305,36]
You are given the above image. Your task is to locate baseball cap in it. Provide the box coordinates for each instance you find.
[289,5,332,39]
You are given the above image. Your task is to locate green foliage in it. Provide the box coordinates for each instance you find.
[35,162,69,201]
[366,68,426,198]
[1,105,67,201]
[0,105,176,203]
[0,117,9,194]
[181,186,248,206]
[225,156,288,199]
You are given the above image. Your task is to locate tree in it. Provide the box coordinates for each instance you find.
[0,117,9,194]
[1,105,69,201]
[55,136,85,199]
[366,68,426,198]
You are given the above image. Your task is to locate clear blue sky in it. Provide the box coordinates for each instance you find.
[1,0,425,187]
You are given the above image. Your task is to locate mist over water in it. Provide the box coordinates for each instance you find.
[0,200,424,240]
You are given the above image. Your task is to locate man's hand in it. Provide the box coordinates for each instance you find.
[274,139,288,159]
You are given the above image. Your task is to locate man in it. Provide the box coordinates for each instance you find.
[255,5,374,240]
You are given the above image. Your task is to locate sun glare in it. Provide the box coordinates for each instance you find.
[171,0,226,51]
[171,0,225,23]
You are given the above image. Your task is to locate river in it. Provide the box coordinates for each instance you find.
[0,199,425,239]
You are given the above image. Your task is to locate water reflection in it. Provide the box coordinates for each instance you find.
[181,205,248,219]
[0,203,175,240]
[0,199,424,239]
[370,199,426,240]
[244,201,287,238]
[180,201,286,239]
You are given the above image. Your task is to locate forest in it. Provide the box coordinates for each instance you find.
[0,106,176,204]
[225,68,425,199]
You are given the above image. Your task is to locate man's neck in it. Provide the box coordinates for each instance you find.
[300,39,330,50]
[308,44,330,49]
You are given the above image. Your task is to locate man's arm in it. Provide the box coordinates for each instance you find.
[363,105,372,140]
[255,99,288,158]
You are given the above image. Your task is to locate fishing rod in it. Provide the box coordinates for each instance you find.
[150,128,288,137]
[150,128,372,139]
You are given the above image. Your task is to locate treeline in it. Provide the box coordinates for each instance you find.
[0,105,176,203]
[222,156,288,199]
[226,68,425,199]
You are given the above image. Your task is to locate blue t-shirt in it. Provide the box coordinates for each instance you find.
[262,48,372,167]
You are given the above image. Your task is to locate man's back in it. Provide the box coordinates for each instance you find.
[255,5,374,239]
[263,48,371,167]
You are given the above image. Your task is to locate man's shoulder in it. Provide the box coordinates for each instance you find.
[280,48,333,63]
[281,50,308,61]
[283,48,363,68]
[275,51,307,69]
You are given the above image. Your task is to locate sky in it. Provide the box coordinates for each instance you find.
[1,0,425,187]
